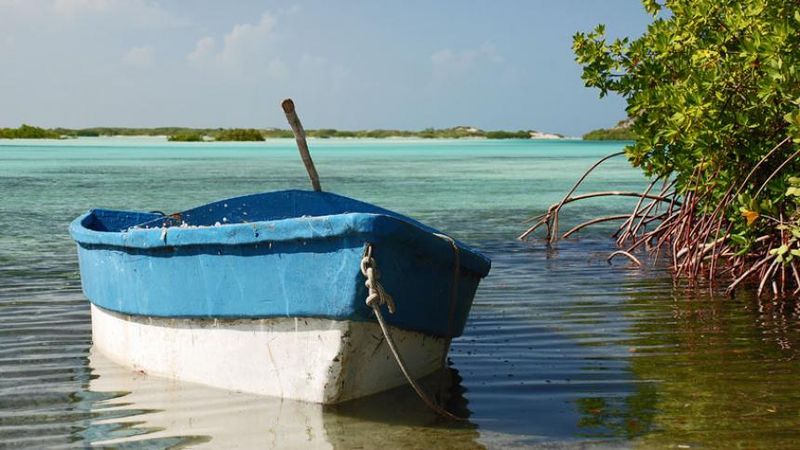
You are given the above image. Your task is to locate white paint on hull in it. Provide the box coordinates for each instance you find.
[90,304,447,404]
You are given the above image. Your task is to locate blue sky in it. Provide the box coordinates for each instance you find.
[0,1,652,135]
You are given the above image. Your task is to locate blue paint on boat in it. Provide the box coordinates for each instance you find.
[70,190,491,337]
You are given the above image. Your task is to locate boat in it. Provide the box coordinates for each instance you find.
[70,189,491,404]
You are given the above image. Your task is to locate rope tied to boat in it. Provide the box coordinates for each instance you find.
[360,242,464,421]
[433,233,460,351]
[360,248,395,313]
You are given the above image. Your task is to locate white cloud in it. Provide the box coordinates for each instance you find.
[122,45,154,67]
[221,13,276,60]
[187,36,215,64]
[186,12,278,73]
[431,43,503,79]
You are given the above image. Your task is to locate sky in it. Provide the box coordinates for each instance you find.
[0,1,652,136]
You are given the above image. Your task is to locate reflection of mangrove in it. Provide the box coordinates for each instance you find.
[565,280,660,440]
[576,385,657,439]
[619,286,800,449]
[85,349,482,449]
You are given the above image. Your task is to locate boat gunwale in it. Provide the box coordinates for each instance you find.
[70,210,491,277]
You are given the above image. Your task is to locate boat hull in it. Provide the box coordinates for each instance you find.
[91,304,447,404]
[71,190,491,403]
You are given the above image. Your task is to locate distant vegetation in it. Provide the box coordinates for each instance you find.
[485,130,532,139]
[1,125,567,141]
[582,128,634,140]
[70,129,100,137]
[168,132,204,142]
[58,127,207,137]
[582,119,634,141]
[0,124,61,139]
[582,128,634,141]
[215,129,265,141]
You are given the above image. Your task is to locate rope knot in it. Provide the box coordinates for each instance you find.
[360,251,396,314]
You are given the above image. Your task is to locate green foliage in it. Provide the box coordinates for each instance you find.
[74,129,100,137]
[583,127,635,141]
[485,130,531,139]
[573,0,800,257]
[214,128,265,141]
[418,128,436,139]
[52,128,100,137]
[0,124,61,139]
[168,132,204,142]
[767,177,800,263]
[311,128,338,139]
[330,130,356,138]
[57,127,216,137]
[262,129,296,138]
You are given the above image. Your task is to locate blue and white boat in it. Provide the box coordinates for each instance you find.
[70,189,491,403]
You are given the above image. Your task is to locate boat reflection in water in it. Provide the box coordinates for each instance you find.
[86,348,481,449]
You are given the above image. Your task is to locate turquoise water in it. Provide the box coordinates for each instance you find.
[1,138,799,449]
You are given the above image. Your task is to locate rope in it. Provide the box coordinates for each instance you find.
[360,246,395,313]
[433,233,460,358]
[360,243,465,421]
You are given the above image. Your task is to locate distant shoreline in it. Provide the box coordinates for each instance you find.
[0,124,580,141]
[0,124,636,142]
[0,135,604,143]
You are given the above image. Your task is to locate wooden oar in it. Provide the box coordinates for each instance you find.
[281,99,322,192]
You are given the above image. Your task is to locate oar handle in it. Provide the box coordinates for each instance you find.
[282,99,322,192]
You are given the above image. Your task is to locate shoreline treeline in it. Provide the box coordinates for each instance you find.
[0,124,572,141]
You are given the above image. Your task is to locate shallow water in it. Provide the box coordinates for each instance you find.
[1,138,799,449]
